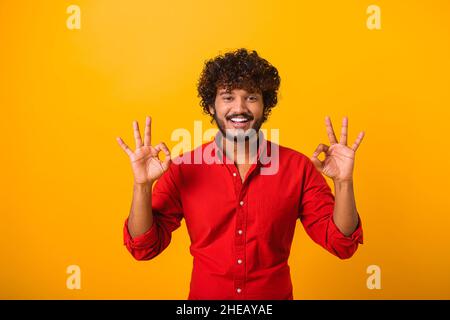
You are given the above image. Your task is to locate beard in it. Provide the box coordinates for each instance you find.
[213,112,264,142]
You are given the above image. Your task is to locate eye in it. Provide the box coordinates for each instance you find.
[223,95,233,101]
[248,95,258,101]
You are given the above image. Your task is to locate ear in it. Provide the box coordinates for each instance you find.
[208,105,215,115]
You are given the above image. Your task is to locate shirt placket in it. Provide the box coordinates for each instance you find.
[225,162,259,299]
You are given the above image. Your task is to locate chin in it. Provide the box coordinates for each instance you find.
[223,128,259,141]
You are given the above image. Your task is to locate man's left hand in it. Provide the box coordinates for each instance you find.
[311,116,365,182]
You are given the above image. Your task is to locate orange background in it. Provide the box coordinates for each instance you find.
[1,0,449,299]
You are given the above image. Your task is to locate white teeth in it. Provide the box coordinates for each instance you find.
[230,117,248,123]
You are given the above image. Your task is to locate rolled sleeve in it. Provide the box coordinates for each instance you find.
[299,157,363,260]
[123,162,184,261]
[327,214,363,259]
[123,218,158,250]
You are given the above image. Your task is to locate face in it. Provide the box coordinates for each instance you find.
[209,88,264,140]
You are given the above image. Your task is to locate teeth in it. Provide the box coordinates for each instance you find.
[231,117,248,123]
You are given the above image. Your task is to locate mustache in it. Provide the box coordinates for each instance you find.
[225,113,254,121]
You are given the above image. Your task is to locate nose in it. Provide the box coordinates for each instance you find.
[232,96,249,114]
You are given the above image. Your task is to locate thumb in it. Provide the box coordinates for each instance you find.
[310,156,323,172]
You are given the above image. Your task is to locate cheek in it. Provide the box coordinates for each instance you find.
[213,102,228,117]
[251,102,265,118]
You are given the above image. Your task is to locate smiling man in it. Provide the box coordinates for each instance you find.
[116,48,365,300]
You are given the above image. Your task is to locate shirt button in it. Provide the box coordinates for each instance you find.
[237,259,243,264]
[239,201,244,206]
[233,172,237,177]
[237,229,243,235]
[236,288,242,293]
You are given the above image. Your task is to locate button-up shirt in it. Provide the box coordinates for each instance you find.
[123,133,363,300]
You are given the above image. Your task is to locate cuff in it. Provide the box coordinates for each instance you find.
[123,218,159,249]
[328,214,364,245]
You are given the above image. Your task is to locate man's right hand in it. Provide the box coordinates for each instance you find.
[116,116,171,185]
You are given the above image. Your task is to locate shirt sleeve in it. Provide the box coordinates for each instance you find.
[123,162,184,261]
[298,157,363,259]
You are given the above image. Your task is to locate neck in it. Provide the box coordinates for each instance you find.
[221,132,260,165]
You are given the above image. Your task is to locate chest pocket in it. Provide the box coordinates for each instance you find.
[253,194,300,244]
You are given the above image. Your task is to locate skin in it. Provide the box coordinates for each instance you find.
[117,88,365,238]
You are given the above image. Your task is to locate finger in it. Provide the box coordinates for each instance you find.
[340,116,348,145]
[351,131,365,151]
[310,156,323,172]
[144,116,152,146]
[311,143,329,171]
[312,143,329,158]
[133,120,143,149]
[158,142,171,170]
[325,116,338,144]
[116,137,133,157]
[154,142,171,172]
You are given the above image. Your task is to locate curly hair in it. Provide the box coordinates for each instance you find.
[197,48,281,122]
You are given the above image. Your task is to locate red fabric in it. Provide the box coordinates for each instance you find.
[123,136,363,300]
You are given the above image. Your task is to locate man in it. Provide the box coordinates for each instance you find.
[116,48,365,300]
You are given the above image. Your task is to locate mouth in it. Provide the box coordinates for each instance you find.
[227,116,252,129]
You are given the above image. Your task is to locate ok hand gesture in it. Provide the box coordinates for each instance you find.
[311,116,365,183]
[116,116,171,185]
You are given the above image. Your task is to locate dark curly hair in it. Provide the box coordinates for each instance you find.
[197,48,281,122]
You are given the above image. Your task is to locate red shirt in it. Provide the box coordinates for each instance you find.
[123,134,363,300]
